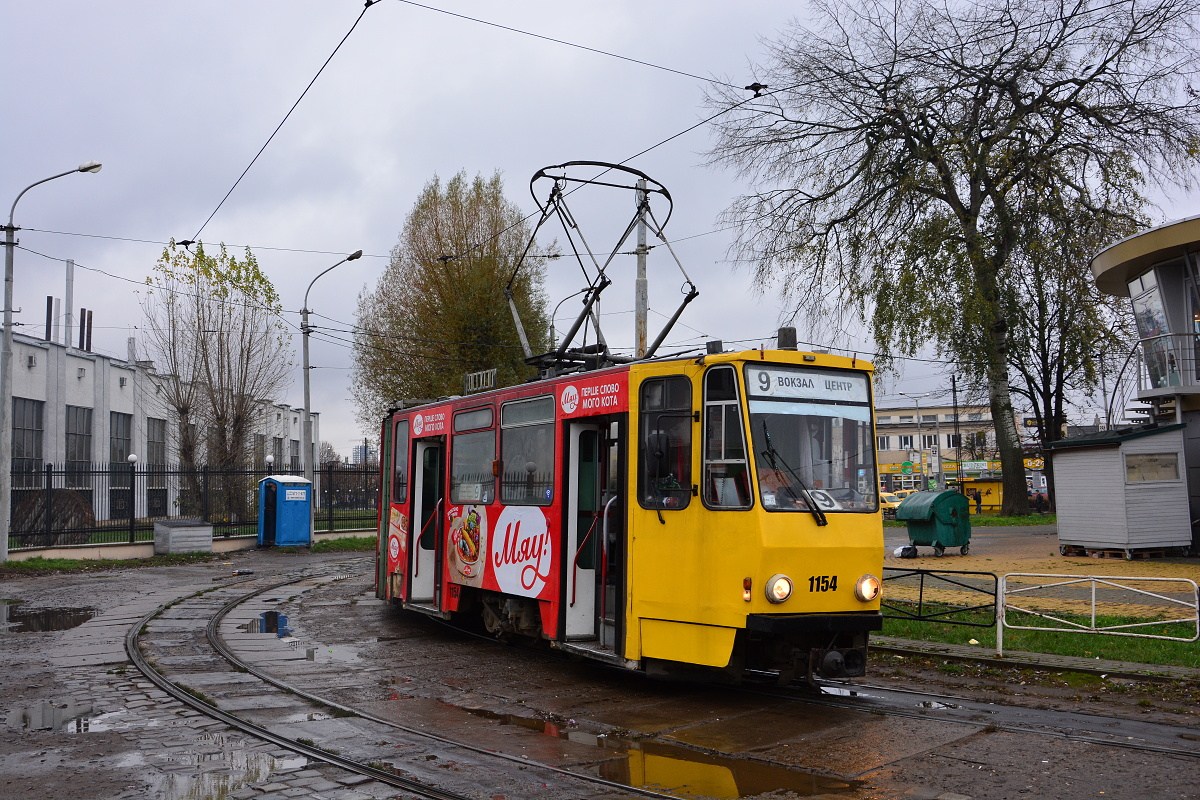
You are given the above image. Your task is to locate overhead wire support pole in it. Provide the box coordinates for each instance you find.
[635,179,648,358]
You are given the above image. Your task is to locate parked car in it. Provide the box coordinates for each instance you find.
[880,492,903,519]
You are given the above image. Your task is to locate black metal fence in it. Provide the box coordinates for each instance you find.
[8,462,379,551]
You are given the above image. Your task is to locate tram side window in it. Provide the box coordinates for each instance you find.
[500,396,555,505]
[703,366,750,508]
[638,376,692,510]
[451,408,495,505]
[392,419,409,503]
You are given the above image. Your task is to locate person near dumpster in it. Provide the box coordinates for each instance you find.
[973,489,982,514]
[1033,491,1048,514]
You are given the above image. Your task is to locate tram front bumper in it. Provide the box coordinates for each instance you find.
[745,611,882,635]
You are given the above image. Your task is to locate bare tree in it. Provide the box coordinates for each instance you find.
[141,241,291,470]
[318,441,341,465]
[706,0,1200,513]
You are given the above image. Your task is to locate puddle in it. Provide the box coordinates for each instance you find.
[241,610,291,637]
[6,700,141,734]
[453,705,857,798]
[148,732,308,800]
[6,700,94,731]
[279,710,333,723]
[0,600,95,633]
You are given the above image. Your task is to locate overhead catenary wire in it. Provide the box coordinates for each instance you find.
[187,0,380,243]
[18,240,954,367]
[22,2,1126,277]
[11,3,1130,378]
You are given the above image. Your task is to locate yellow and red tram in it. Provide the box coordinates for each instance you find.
[375,343,883,681]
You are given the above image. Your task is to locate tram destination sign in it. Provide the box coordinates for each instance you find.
[748,366,869,403]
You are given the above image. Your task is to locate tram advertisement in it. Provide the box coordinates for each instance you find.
[447,504,488,587]
[444,503,554,599]
[557,372,628,419]
[386,506,408,576]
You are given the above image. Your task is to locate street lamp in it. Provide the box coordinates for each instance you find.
[301,250,362,543]
[899,390,944,490]
[0,161,102,563]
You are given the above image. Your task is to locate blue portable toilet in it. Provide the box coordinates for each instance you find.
[258,476,312,547]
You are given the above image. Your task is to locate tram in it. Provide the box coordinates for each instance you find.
[374,333,883,682]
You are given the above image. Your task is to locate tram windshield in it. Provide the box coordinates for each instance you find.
[744,364,877,514]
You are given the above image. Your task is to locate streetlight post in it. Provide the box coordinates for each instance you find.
[900,390,945,490]
[301,250,361,544]
[0,161,102,563]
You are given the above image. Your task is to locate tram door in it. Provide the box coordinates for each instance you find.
[565,420,623,647]
[409,440,444,606]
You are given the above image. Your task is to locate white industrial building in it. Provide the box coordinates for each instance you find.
[9,330,318,478]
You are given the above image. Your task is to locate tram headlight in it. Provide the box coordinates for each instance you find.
[765,574,793,604]
[855,573,882,602]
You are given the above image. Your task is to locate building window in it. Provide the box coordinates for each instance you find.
[899,434,914,449]
[108,412,134,519]
[500,397,553,505]
[876,435,890,451]
[109,412,132,464]
[968,413,982,421]
[13,398,45,487]
[146,417,168,516]
[945,433,961,449]
[254,433,266,466]
[65,406,93,487]
[289,439,300,471]
[877,415,892,423]
[272,437,284,466]
[146,417,167,466]
[921,434,938,449]
[1125,452,1180,483]
[899,415,914,423]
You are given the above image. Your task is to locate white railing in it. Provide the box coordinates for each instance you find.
[1137,333,1200,394]
[997,572,1200,656]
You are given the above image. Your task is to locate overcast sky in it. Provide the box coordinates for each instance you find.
[4,1,1194,454]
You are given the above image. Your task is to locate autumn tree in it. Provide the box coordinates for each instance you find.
[706,0,1200,514]
[140,241,291,474]
[352,171,549,428]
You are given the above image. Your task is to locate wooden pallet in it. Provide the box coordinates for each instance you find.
[1083,547,1176,560]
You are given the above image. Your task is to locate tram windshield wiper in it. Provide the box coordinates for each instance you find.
[760,420,828,527]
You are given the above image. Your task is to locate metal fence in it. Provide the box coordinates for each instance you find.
[7,462,379,550]
[882,567,1200,651]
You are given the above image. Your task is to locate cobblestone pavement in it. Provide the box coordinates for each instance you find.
[0,550,404,800]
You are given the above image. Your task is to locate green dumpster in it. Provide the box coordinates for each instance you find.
[894,490,972,556]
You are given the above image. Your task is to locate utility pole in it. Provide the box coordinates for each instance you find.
[952,374,963,487]
[634,178,648,359]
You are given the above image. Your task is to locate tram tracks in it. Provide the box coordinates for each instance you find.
[125,559,681,800]
[124,557,1200,800]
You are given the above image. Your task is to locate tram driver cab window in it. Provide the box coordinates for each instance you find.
[702,366,750,508]
[638,376,692,510]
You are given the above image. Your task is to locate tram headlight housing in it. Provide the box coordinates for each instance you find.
[855,573,882,602]
[765,574,793,604]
